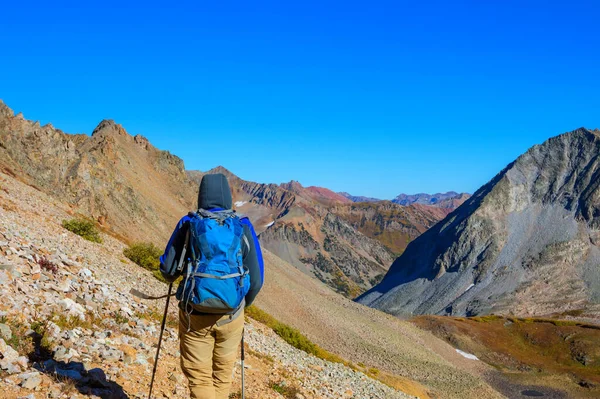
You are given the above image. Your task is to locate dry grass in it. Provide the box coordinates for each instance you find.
[247,347,274,364]
[413,315,600,395]
[374,371,432,399]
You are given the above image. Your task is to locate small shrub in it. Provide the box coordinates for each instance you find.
[123,242,162,271]
[269,382,301,398]
[51,311,105,332]
[53,314,90,330]
[245,305,277,326]
[37,257,58,274]
[62,218,103,243]
[152,269,167,283]
[113,312,130,325]
[2,317,38,358]
[272,324,318,355]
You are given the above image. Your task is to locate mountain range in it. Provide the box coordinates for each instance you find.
[3,100,598,320]
[0,100,456,297]
[339,191,471,208]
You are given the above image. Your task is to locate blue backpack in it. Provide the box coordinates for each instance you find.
[176,209,251,314]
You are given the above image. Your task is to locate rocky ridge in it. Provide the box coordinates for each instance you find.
[0,101,195,244]
[338,193,380,203]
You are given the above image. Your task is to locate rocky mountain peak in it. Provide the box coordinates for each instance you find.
[91,119,127,137]
[207,166,236,178]
[281,180,304,192]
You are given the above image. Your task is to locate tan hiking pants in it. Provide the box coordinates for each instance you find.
[179,309,244,399]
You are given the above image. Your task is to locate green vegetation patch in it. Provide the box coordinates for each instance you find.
[123,242,169,283]
[62,218,103,243]
[269,382,301,398]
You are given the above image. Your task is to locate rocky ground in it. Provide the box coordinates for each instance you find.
[0,171,414,399]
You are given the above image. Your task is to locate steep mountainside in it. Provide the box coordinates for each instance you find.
[0,101,195,243]
[359,128,600,320]
[392,191,470,207]
[330,201,449,255]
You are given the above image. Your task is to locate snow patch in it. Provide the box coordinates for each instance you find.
[265,221,275,228]
[464,283,475,292]
[456,349,479,360]
[234,201,247,207]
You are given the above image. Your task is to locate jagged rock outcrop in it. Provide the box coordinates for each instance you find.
[358,128,600,320]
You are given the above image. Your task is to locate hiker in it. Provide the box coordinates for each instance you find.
[159,173,264,399]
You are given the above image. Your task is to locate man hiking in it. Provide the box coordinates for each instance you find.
[159,173,264,399]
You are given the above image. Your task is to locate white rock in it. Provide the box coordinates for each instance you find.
[18,371,42,389]
[0,338,20,362]
[79,268,93,278]
[58,298,86,319]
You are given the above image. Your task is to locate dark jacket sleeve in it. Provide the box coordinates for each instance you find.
[242,223,264,306]
[160,216,191,283]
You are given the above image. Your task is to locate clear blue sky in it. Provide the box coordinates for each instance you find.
[2,1,599,199]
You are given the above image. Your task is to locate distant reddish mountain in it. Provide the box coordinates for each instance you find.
[280,181,353,205]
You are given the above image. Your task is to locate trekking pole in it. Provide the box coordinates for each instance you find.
[241,328,245,399]
[148,282,174,399]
